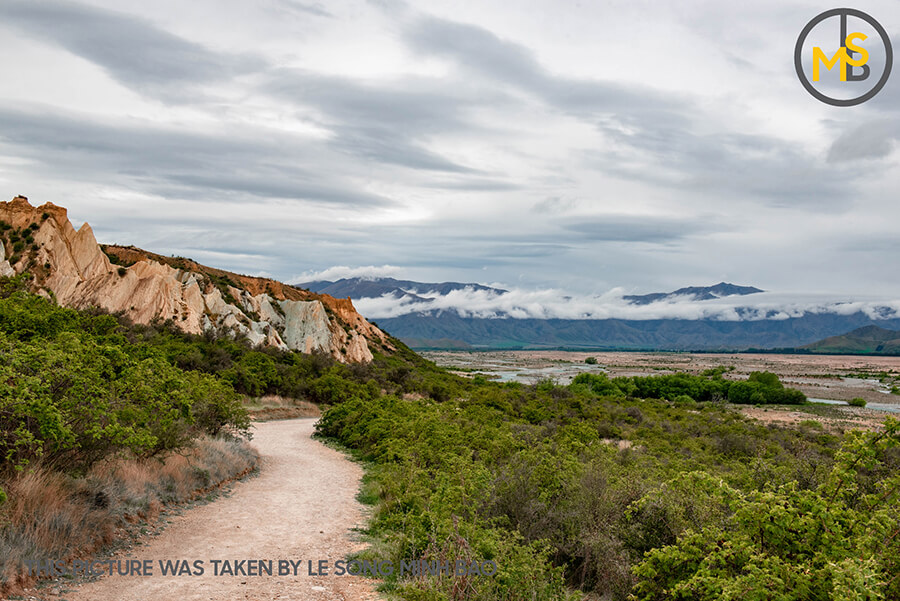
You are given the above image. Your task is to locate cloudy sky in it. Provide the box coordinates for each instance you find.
[1,0,899,300]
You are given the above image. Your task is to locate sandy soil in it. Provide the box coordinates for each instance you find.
[739,406,887,433]
[39,419,378,601]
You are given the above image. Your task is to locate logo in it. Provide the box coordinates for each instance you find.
[794,8,892,106]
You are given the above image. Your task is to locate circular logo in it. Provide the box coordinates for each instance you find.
[794,8,893,106]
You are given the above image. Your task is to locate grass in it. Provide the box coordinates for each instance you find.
[0,436,259,596]
[355,472,382,507]
[243,394,321,421]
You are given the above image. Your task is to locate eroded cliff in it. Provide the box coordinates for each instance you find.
[0,196,391,362]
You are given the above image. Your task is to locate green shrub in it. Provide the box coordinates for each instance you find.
[0,279,250,473]
[848,397,867,407]
[632,421,900,600]
[572,372,623,397]
[748,370,782,388]
[316,358,844,600]
[727,372,806,405]
[584,356,598,365]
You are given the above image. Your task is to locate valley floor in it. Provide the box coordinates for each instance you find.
[425,350,900,432]
[424,350,900,403]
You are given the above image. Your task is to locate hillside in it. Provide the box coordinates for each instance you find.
[306,277,897,351]
[375,312,900,351]
[803,325,900,355]
[0,196,391,362]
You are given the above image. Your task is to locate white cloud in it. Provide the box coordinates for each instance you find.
[354,287,900,322]
[290,264,405,283]
[1,0,899,296]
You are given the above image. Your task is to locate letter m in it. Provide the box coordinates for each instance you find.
[813,46,848,81]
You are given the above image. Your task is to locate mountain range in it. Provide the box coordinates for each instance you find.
[301,277,505,305]
[0,197,390,362]
[622,282,764,305]
[299,277,900,351]
[7,197,894,357]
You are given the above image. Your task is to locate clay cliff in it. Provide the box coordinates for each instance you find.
[0,196,392,362]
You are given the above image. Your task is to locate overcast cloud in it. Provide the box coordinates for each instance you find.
[1,0,899,303]
[354,287,900,321]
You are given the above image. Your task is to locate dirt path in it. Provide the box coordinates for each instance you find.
[56,419,379,601]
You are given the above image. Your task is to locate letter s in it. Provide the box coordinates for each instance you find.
[845,32,869,66]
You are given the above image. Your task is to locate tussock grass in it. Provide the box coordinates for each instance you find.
[245,394,321,421]
[0,435,258,595]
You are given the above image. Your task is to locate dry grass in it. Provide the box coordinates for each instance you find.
[245,394,320,421]
[0,435,259,595]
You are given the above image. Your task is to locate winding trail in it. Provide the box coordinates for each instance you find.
[61,419,379,601]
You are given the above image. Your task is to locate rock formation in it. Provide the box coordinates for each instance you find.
[0,196,391,362]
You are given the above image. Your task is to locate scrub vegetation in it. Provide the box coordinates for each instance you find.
[315,361,899,600]
[2,273,898,600]
[0,275,256,592]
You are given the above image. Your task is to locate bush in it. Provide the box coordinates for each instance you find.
[672,394,696,406]
[727,373,806,405]
[317,370,849,601]
[632,421,900,600]
[748,370,782,388]
[0,280,250,473]
[848,397,867,407]
[572,372,623,397]
[584,356,598,365]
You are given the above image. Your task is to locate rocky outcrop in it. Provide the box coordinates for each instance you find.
[0,235,14,278]
[0,197,392,362]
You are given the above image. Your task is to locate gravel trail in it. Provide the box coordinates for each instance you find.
[58,418,378,601]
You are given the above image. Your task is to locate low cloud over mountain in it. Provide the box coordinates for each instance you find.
[302,278,900,323]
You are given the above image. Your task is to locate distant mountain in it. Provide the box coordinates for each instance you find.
[299,277,506,304]
[803,325,900,355]
[623,282,764,305]
[296,275,900,352]
[376,312,900,351]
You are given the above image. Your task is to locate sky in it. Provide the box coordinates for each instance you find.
[1,0,899,302]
